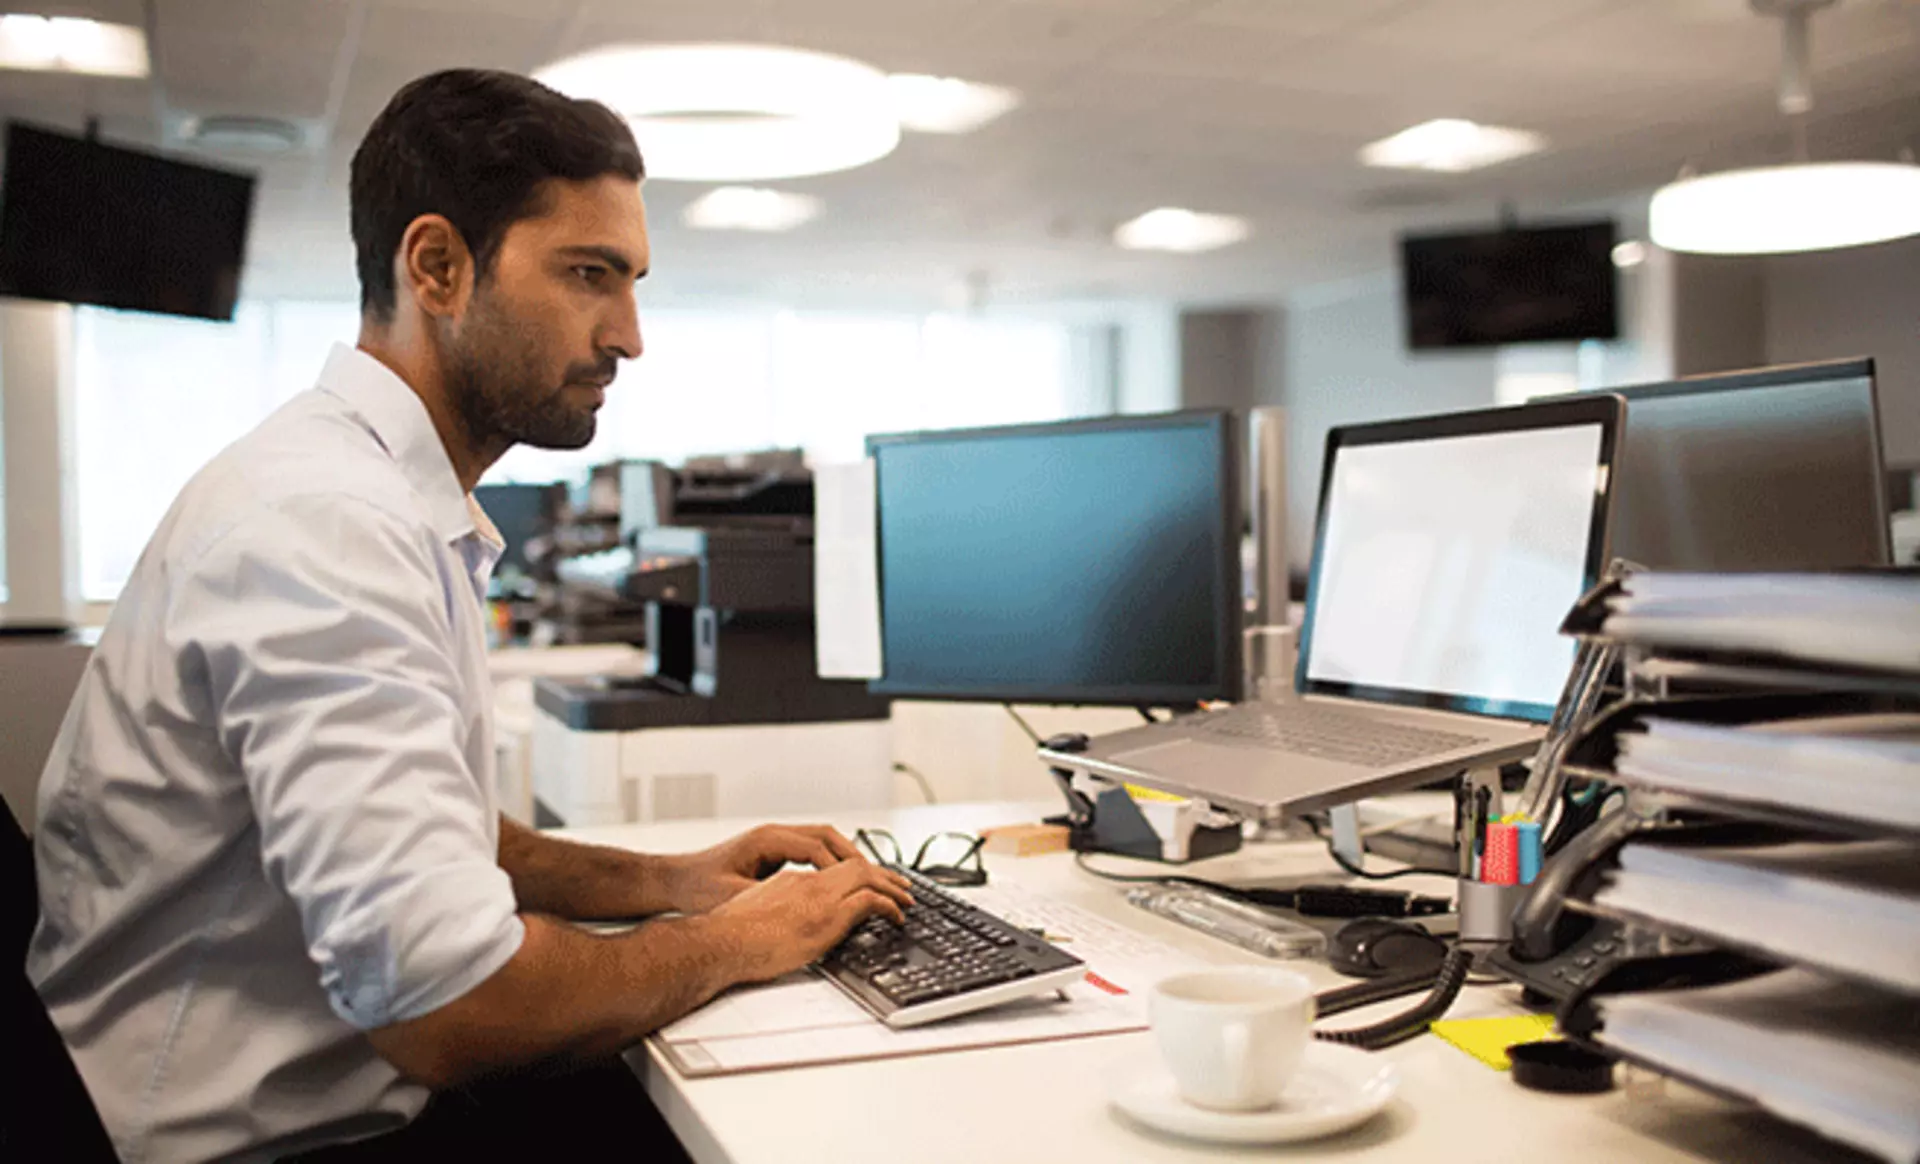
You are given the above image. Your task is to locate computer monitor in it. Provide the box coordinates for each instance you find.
[867,411,1242,706]
[1541,358,1889,571]
[474,482,560,580]
[1298,396,1621,723]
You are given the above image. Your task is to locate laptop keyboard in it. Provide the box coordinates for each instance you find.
[1193,703,1489,768]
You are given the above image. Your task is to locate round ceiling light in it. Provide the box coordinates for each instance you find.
[1649,161,1920,254]
[534,44,900,182]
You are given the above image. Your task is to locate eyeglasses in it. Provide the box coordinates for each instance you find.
[854,827,988,887]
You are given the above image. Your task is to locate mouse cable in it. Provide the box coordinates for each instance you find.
[1313,946,1474,1051]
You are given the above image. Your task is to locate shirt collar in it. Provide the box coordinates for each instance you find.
[315,344,476,545]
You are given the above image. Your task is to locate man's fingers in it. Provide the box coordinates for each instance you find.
[746,829,838,872]
[840,888,906,929]
[858,862,915,907]
[811,827,864,865]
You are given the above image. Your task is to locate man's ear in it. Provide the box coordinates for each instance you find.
[394,214,472,319]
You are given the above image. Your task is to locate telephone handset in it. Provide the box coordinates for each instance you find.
[1489,813,1777,1006]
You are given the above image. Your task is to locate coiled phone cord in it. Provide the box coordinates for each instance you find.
[1312,946,1475,1051]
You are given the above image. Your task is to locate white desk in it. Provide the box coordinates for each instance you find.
[559,803,1854,1164]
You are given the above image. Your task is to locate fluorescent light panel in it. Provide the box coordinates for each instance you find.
[1360,118,1545,173]
[1114,208,1249,253]
[0,14,147,77]
[683,186,821,232]
[886,74,1019,134]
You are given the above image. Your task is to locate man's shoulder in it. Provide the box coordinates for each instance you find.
[161,390,437,568]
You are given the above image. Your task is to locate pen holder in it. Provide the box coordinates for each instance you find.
[1457,879,1527,946]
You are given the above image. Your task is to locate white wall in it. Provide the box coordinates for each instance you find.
[1766,235,1920,470]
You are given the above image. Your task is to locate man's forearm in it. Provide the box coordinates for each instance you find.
[367,911,748,1088]
[497,816,686,920]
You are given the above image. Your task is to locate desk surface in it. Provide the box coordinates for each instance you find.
[559,803,1855,1164]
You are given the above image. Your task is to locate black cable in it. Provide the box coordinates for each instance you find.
[1073,851,1168,883]
[1003,704,1042,745]
[1314,946,1474,1051]
[1313,968,1445,1019]
[1328,845,1454,882]
[1304,813,1455,881]
[1136,706,1159,724]
[891,762,937,805]
[1074,853,1451,917]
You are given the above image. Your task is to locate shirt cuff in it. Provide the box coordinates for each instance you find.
[318,862,526,1031]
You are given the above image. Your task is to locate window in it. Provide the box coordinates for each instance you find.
[74,302,357,600]
[75,302,1080,600]
[487,310,1076,481]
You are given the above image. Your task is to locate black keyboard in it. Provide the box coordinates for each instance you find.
[816,865,1085,1029]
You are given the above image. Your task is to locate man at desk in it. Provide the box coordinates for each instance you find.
[28,69,913,1163]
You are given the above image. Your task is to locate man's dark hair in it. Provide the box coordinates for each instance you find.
[350,69,644,322]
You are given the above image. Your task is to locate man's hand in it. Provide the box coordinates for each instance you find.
[663,824,868,913]
[708,861,915,982]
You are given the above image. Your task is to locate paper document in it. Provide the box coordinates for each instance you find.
[1601,571,1920,675]
[652,884,1200,1077]
[812,459,884,680]
[1613,713,1920,831]
[1597,838,1920,994]
[1599,969,1920,1164]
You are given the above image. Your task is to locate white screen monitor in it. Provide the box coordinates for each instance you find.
[1297,396,1622,723]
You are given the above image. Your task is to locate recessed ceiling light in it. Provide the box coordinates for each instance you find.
[1359,118,1545,173]
[886,74,1019,134]
[0,14,148,77]
[1114,208,1249,253]
[535,44,900,182]
[683,186,821,232]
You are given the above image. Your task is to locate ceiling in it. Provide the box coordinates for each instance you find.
[4,0,1918,309]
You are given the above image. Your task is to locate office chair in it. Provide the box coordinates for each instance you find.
[2,804,120,1162]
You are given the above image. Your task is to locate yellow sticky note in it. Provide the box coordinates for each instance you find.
[1123,783,1187,804]
[1429,1014,1558,1071]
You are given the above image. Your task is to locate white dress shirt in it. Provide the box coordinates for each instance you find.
[29,345,527,1163]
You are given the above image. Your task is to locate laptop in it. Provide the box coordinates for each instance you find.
[1040,394,1625,822]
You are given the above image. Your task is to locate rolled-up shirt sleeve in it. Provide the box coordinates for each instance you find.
[168,493,524,1031]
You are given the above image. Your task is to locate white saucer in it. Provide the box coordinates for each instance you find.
[1108,1042,1399,1145]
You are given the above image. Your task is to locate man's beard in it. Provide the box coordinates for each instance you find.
[446,292,610,451]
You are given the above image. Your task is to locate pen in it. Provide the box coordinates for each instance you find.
[1472,785,1492,881]
[1455,783,1474,878]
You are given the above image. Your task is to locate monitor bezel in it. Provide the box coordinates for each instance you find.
[1293,394,1625,724]
[866,409,1243,707]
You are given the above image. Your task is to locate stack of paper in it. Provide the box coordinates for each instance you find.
[651,883,1201,1077]
[1600,571,1920,674]
[1612,713,1920,831]
[1596,839,1920,994]
[1599,970,1920,1164]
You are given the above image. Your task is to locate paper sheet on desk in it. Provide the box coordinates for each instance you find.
[813,460,883,680]
[652,884,1200,1077]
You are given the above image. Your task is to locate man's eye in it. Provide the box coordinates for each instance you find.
[572,265,606,286]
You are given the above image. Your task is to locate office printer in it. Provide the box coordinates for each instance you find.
[532,455,893,827]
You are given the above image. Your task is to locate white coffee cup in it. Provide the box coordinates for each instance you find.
[1150,967,1317,1112]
